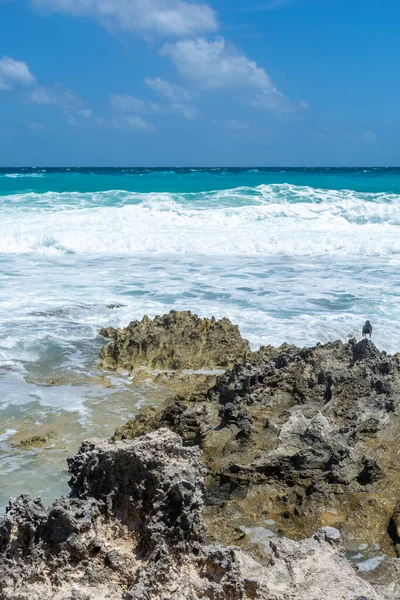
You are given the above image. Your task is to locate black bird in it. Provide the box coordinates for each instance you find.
[362,320,373,340]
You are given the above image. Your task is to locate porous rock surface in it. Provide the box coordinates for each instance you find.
[0,429,385,600]
[116,338,400,557]
[99,310,250,371]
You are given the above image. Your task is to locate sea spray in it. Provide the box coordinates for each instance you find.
[1,184,400,255]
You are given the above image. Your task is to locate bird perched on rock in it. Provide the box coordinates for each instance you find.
[362,320,373,339]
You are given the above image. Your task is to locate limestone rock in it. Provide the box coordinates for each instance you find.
[116,338,400,555]
[361,557,400,598]
[68,429,206,553]
[99,310,250,371]
[15,431,56,449]
[0,429,384,600]
[114,406,163,441]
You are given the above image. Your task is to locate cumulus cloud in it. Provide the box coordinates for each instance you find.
[162,37,270,89]
[145,77,198,118]
[122,115,155,132]
[66,107,155,132]
[110,84,198,120]
[106,114,156,132]
[33,0,217,36]
[145,77,194,103]
[250,88,289,110]
[244,0,296,11]
[28,84,82,109]
[78,108,93,118]
[162,37,289,110]
[109,93,161,114]
[0,56,35,90]
[0,56,86,121]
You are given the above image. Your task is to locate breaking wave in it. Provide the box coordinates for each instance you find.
[0,184,399,256]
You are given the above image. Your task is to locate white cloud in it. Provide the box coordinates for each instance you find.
[250,88,289,110]
[0,56,35,90]
[65,107,155,132]
[244,0,296,11]
[162,37,270,89]
[28,84,82,109]
[103,114,156,132]
[0,56,85,119]
[110,86,198,120]
[171,102,198,119]
[78,108,93,118]
[145,77,198,118]
[145,77,194,103]
[66,110,95,127]
[122,115,155,132]
[33,0,217,36]
[109,93,161,114]
[161,36,288,110]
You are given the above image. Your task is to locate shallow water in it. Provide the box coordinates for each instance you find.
[1,167,400,520]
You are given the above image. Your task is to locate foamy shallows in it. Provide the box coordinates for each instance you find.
[0,169,399,566]
[2,184,400,255]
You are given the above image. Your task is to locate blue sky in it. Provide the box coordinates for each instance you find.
[0,0,399,166]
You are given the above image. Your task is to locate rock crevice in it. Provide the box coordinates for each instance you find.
[0,429,387,599]
[116,338,400,556]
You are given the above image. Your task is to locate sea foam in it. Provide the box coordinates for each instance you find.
[0,184,399,256]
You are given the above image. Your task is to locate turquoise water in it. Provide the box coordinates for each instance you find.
[3,167,400,196]
[1,167,400,512]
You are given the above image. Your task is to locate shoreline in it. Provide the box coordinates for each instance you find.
[2,310,400,597]
[2,429,388,600]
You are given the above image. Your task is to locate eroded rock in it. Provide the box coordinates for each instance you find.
[15,431,56,449]
[0,429,386,600]
[99,310,250,371]
[117,338,400,555]
[68,430,206,554]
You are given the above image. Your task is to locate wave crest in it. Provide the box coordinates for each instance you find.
[0,184,399,256]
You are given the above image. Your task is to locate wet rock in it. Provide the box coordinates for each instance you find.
[152,371,218,396]
[114,406,162,441]
[99,310,250,371]
[361,557,400,598]
[0,430,385,600]
[0,430,204,598]
[99,326,119,340]
[204,340,400,550]
[116,338,400,555]
[15,431,56,449]
[161,399,218,447]
[106,303,126,310]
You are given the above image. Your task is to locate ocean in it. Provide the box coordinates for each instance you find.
[1,166,400,512]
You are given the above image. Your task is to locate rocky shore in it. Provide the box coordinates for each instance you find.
[2,311,400,598]
[109,313,400,559]
[0,429,390,599]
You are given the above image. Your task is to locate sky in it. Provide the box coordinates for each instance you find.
[0,0,399,166]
